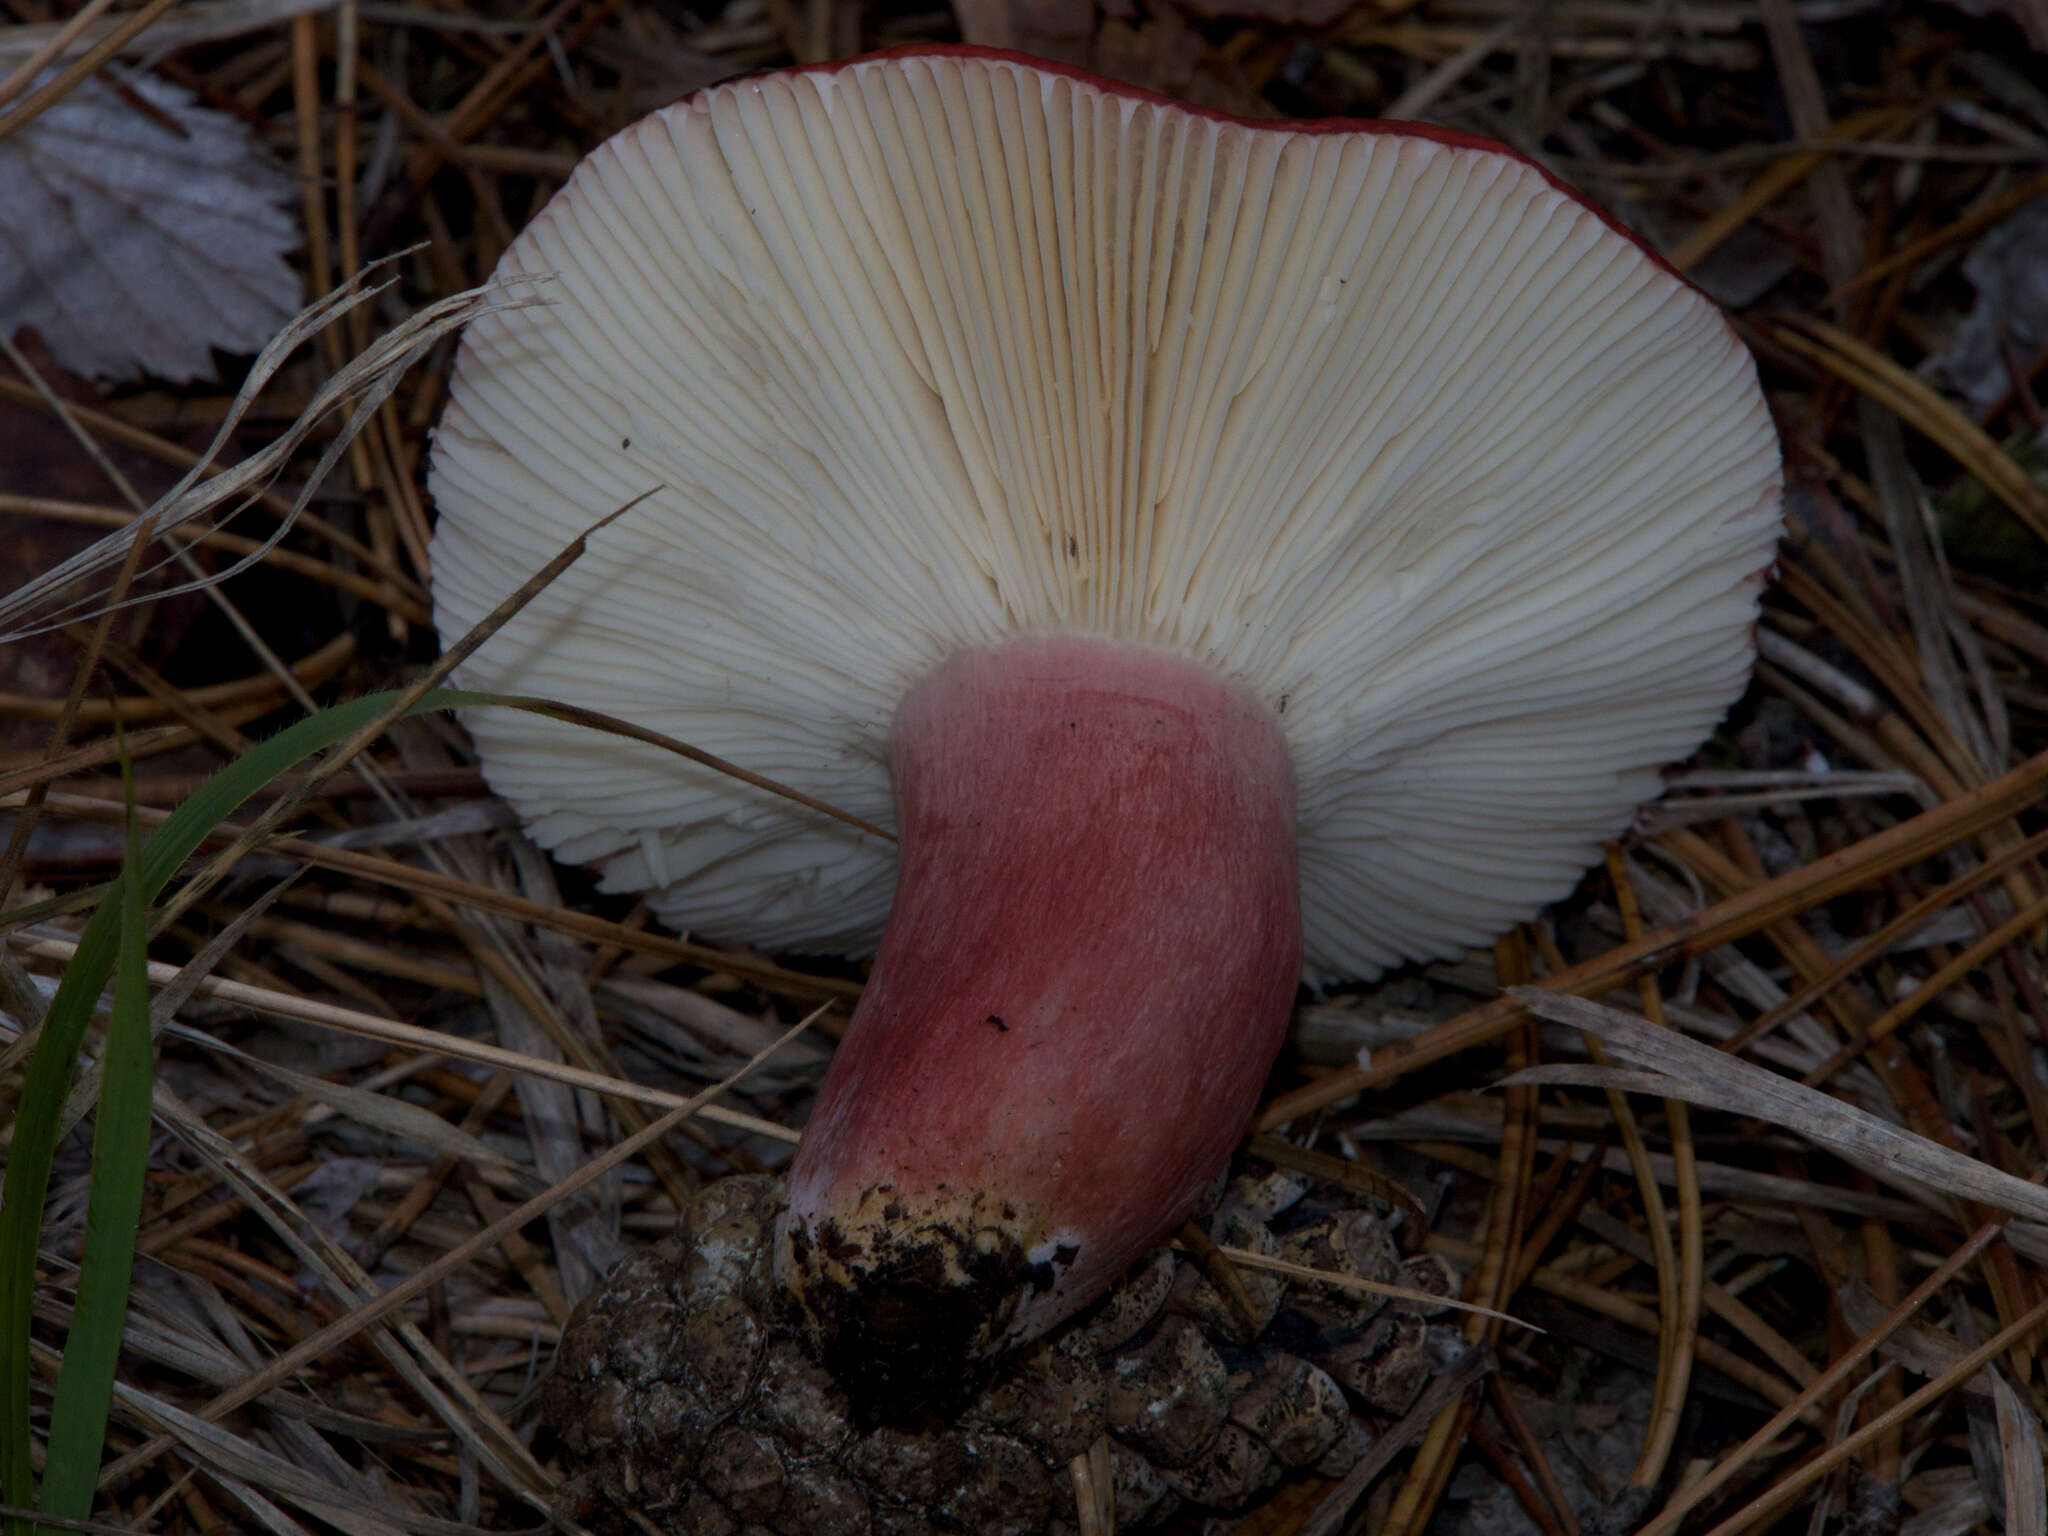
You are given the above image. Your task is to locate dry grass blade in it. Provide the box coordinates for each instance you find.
[0,0,337,64]
[1836,1281,1993,1390]
[192,1038,539,1178]
[1726,823,2048,1056]
[1425,1231,1812,1418]
[0,378,415,591]
[95,1006,826,1490]
[0,633,355,727]
[3,496,433,622]
[1380,936,1538,1536]
[29,871,299,1156]
[1573,1205,1817,1390]
[1214,1245,1537,1329]
[0,268,537,643]
[3,929,801,1142]
[96,1381,483,1536]
[1595,850,1695,1498]
[0,0,178,142]
[1665,105,1917,272]
[1694,1295,2048,1536]
[0,0,118,107]
[149,488,654,938]
[1798,885,2048,1084]
[0,796,861,1001]
[1772,317,2048,545]
[109,1082,552,1501]
[1488,1380,1581,1536]
[0,316,175,822]
[1257,743,2048,1129]
[1636,1220,2008,1536]
[1991,1373,2046,1536]
[0,468,156,916]
[1504,989,2048,1226]
[485,695,894,842]
[1826,168,2048,301]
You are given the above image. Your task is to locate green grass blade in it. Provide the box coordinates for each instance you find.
[0,681,787,1518]
[0,686,463,1530]
[37,780,153,1526]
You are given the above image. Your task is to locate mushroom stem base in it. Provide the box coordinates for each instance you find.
[778,634,1301,1402]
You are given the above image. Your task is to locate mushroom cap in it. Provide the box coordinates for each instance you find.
[428,46,1783,980]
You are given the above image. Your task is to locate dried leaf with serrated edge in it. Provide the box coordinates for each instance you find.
[0,69,297,382]
[1502,988,2048,1228]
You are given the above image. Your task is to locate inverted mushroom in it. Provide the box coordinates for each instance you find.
[428,46,1783,1398]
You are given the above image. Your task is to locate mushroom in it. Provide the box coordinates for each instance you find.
[427,47,1783,1398]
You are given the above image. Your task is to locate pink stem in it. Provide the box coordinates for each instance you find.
[778,634,1302,1398]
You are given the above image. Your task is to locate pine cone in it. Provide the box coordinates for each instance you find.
[542,1165,1462,1535]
